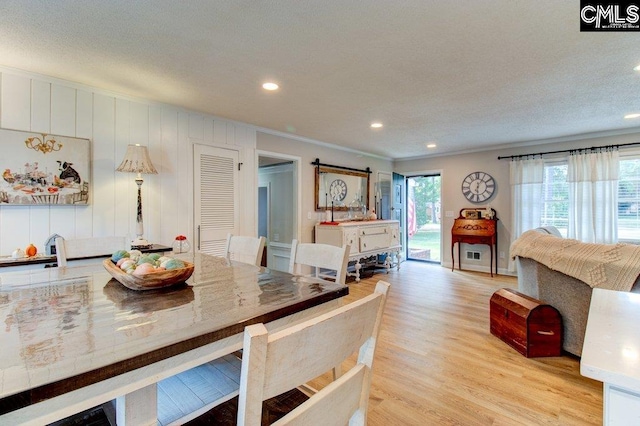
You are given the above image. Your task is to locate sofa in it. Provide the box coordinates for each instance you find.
[512,226,640,357]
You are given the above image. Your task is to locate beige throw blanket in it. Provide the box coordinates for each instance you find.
[510,230,640,291]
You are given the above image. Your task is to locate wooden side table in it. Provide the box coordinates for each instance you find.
[451,209,498,276]
[0,244,172,272]
[0,254,57,269]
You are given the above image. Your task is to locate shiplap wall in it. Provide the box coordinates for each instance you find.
[0,68,256,256]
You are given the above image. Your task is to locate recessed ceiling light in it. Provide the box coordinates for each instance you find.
[262,82,279,91]
[371,122,383,128]
[426,143,437,148]
[634,65,640,71]
[625,113,640,119]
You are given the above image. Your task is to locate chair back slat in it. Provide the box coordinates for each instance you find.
[288,240,350,285]
[272,365,366,426]
[55,236,127,267]
[226,234,266,266]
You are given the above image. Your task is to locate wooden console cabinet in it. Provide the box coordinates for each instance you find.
[451,208,498,276]
[315,220,401,282]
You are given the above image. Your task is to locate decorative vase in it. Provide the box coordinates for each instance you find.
[349,198,363,220]
[172,235,191,254]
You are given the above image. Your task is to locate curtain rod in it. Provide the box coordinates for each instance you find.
[497,141,640,160]
[311,158,371,174]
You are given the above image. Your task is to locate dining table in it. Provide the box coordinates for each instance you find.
[0,253,348,425]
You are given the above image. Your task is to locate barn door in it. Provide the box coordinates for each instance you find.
[194,144,239,255]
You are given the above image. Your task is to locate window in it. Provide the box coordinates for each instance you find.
[538,156,640,242]
[540,162,569,237]
[618,158,640,241]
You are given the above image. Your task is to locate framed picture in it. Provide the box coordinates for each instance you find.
[464,210,479,219]
[0,128,90,205]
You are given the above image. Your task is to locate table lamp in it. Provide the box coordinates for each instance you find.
[116,144,158,248]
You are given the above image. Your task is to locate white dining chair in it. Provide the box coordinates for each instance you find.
[237,280,390,426]
[225,234,267,266]
[288,239,350,285]
[55,236,128,267]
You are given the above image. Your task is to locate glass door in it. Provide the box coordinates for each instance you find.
[407,174,441,263]
[392,172,406,257]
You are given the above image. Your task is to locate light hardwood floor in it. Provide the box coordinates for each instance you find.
[308,261,603,426]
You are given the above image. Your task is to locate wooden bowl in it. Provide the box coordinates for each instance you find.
[102,259,195,291]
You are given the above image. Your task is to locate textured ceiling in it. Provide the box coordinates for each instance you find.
[1,1,639,159]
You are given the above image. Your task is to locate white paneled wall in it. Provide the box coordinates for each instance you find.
[0,69,257,256]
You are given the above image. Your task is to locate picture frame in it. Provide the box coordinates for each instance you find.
[0,128,91,205]
[464,210,480,219]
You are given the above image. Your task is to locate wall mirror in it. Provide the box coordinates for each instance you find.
[313,159,370,211]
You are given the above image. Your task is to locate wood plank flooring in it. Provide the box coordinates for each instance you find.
[307,261,603,426]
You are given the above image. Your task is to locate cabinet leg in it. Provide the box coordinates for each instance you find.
[490,246,493,277]
[384,255,391,273]
[451,243,455,271]
[354,260,362,282]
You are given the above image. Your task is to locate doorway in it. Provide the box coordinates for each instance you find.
[406,174,442,263]
[257,152,300,272]
[392,172,405,258]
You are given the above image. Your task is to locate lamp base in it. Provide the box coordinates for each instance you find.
[130,237,153,250]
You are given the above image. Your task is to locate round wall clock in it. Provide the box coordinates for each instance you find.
[329,178,347,201]
[461,171,495,203]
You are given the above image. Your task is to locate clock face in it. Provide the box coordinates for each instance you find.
[329,179,347,201]
[461,171,495,203]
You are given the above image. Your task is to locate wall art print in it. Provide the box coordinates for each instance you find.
[0,128,90,205]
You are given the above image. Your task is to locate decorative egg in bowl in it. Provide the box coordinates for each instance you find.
[103,250,194,291]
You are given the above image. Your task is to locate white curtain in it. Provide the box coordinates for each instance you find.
[509,157,544,271]
[567,149,619,243]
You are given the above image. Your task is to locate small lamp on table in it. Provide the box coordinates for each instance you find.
[116,144,158,249]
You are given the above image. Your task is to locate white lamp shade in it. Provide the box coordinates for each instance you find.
[116,144,158,174]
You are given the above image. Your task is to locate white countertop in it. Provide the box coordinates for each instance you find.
[581,288,640,392]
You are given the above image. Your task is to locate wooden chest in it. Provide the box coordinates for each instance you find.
[490,288,562,358]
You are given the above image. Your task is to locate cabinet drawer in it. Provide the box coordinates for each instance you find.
[360,233,391,252]
[359,226,388,236]
[344,229,359,254]
[389,224,399,246]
